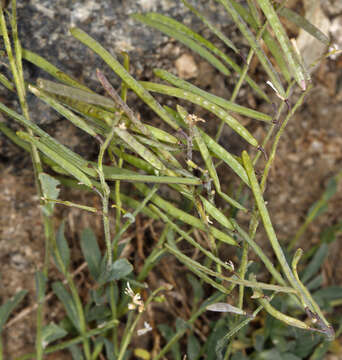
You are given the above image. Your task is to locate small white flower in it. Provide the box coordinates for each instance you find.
[124,282,134,297]
[125,282,145,313]
[137,321,152,336]
[118,122,127,130]
[225,260,234,271]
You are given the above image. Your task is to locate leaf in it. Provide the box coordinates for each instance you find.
[158,324,181,360]
[98,259,134,284]
[22,49,92,91]
[135,183,237,246]
[41,323,68,347]
[186,273,204,305]
[52,282,80,331]
[301,244,328,284]
[256,0,309,90]
[39,173,60,216]
[69,344,85,360]
[0,290,27,333]
[217,0,286,98]
[154,69,271,122]
[133,13,231,77]
[142,82,259,147]
[86,304,111,323]
[134,12,270,101]
[30,85,99,138]
[200,196,234,230]
[80,228,102,280]
[187,333,201,360]
[109,259,133,280]
[279,7,330,46]
[291,331,321,358]
[17,131,93,188]
[181,0,239,54]
[104,339,117,360]
[53,221,70,273]
[35,270,47,304]
[314,286,342,302]
[70,27,178,130]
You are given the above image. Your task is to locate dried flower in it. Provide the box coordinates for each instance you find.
[137,321,152,336]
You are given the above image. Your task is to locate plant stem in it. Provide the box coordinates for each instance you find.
[97,124,116,268]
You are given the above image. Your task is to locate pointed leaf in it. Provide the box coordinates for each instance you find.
[52,281,80,331]
[0,290,27,333]
[187,333,201,360]
[53,221,70,273]
[41,323,68,347]
[80,228,102,280]
[301,244,328,284]
[279,7,330,46]
[39,173,60,216]
[35,270,47,304]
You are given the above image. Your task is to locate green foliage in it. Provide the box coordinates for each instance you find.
[0,1,340,360]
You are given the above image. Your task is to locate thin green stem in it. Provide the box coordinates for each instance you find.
[97,124,116,268]
[51,228,91,359]
[117,286,167,360]
[112,185,159,254]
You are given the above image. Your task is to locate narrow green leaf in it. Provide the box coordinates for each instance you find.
[54,221,70,273]
[256,0,308,90]
[69,344,85,360]
[152,205,236,271]
[141,81,259,147]
[200,195,233,230]
[41,323,68,347]
[186,274,204,304]
[36,78,116,111]
[181,0,239,54]
[279,7,330,46]
[187,334,201,360]
[39,173,61,216]
[17,131,93,188]
[242,151,297,288]
[193,124,221,192]
[216,0,286,98]
[154,69,272,122]
[22,49,92,91]
[29,85,100,138]
[35,271,47,304]
[114,127,167,172]
[136,183,237,245]
[165,243,296,293]
[70,27,178,130]
[0,290,27,333]
[230,0,291,83]
[0,72,15,91]
[0,102,97,177]
[80,228,102,280]
[98,259,134,284]
[133,13,231,76]
[199,130,250,186]
[218,191,248,212]
[301,244,329,284]
[52,282,80,331]
[109,259,133,280]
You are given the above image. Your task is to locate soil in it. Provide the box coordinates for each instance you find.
[0,1,342,359]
